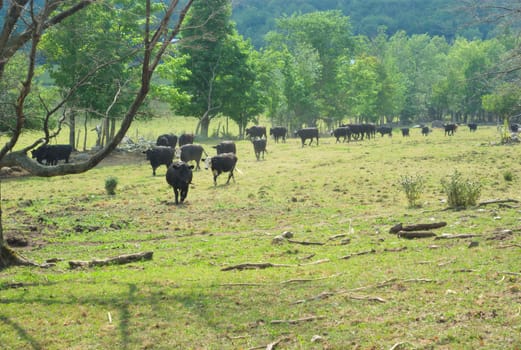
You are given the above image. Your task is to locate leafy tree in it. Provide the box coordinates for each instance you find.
[482,83,521,141]
[0,0,194,268]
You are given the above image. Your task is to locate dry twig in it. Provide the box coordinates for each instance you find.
[340,249,376,259]
[221,263,294,271]
[270,316,325,324]
[435,234,481,240]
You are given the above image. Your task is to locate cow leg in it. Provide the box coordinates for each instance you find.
[226,170,235,184]
[173,188,179,205]
[180,186,188,203]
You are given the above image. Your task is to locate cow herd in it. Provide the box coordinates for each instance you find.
[28,122,494,204]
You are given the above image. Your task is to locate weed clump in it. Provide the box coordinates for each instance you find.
[399,174,424,208]
[105,176,118,195]
[503,170,514,182]
[441,170,481,208]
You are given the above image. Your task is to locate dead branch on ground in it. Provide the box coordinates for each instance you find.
[340,249,376,259]
[435,234,481,240]
[221,262,294,271]
[68,251,153,269]
[287,239,324,246]
[389,222,446,234]
[270,316,325,324]
[398,231,437,239]
[478,198,519,207]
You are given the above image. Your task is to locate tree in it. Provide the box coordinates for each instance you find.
[0,0,194,268]
[482,83,521,142]
[175,0,235,137]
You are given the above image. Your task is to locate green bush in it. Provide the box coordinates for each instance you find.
[105,176,118,195]
[441,170,481,208]
[503,170,514,182]
[399,174,424,208]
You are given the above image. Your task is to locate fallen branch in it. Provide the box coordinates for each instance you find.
[389,341,414,350]
[281,272,341,285]
[435,234,480,240]
[299,258,330,266]
[287,239,324,246]
[496,244,521,249]
[328,234,347,241]
[478,198,519,207]
[292,291,335,304]
[221,262,294,271]
[398,231,437,239]
[340,249,376,260]
[499,271,521,276]
[68,251,153,269]
[248,337,291,350]
[345,294,386,303]
[270,316,325,325]
[390,222,446,234]
[384,247,407,252]
[298,253,316,260]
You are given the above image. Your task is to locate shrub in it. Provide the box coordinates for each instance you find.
[105,176,118,195]
[441,170,481,208]
[399,174,424,208]
[503,170,514,182]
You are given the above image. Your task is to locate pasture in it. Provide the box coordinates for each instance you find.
[1,124,520,349]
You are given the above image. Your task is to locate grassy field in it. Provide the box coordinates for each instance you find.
[1,123,521,349]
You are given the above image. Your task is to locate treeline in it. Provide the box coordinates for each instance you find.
[232,0,494,48]
[4,2,519,145]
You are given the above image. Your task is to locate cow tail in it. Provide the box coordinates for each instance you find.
[235,167,243,175]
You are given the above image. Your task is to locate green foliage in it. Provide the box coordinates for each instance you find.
[441,170,482,208]
[503,170,514,182]
[399,174,425,208]
[104,176,118,195]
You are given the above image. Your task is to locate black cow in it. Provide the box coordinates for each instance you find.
[252,138,267,160]
[295,128,319,147]
[269,127,287,143]
[166,161,193,205]
[178,133,195,147]
[213,141,236,155]
[444,123,458,136]
[144,146,174,176]
[341,124,375,140]
[245,125,267,139]
[421,126,430,136]
[156,133,177,148]
[510,123,520,132]
[401,128,410,137]
[204,152,238,186]
[31,144,73,165]
[331,127,351,143]
[178,144,207,170]
[467,123,478,132]
[376,126,393,137]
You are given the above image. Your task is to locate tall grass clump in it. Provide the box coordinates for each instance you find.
[105,176,118,195]
[503,170,514,182]
[399,174,424,208]
[441,170,481,208]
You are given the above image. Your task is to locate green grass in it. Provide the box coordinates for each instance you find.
[1,125,521,349]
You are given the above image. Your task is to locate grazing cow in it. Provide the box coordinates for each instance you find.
[252,138,267,160]
[144,146,174,176]
[178,133,195,147]
[401,128,410,137]
[341,124,375,140]
[510,123,520,132]
[213,141,236,155]
[156,133,177,148]
[467,123,478,132]
[444,123,458,136]
[178,144,207,170]
[421,126,430,136]
[376,126,393,137]
[331,127,351,143]
[269,127,287,143]
[204,152,238,186]
[31,144,73,165]
[165,161,193,205]
[245,125,267,139]
[295,128,319,147]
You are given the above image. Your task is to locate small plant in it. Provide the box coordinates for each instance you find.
[399,174,424,208]
[441,170,481,208]
[105,176,118,195]
[503,170,514,182]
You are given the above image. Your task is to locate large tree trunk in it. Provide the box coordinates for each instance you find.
[200,112,210,138]
[69,111,76,150]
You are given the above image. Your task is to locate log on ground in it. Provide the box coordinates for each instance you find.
[69,251,153,269]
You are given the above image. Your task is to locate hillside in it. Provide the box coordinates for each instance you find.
[232,0,494,48]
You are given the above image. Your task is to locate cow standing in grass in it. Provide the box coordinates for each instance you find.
[269,127,287,143]
[444,123,458,136]
[204,153,238,186]
[213,141,236,154]
[156,133,177,148]
[31,144,73,165]
[166,161,193,205]
[144,146,174,176]
[252,139,267,160]
[331,127,351,143]
[245,125,267,139]
[295,128,319,147]
[178,144,207,170]
[401,128,410,137]
[178,133,195,147]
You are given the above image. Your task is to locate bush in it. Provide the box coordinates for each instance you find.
[399,174,424,208]
[503,170,514,182]
[441,170,481,208]
[105,176,118,195]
